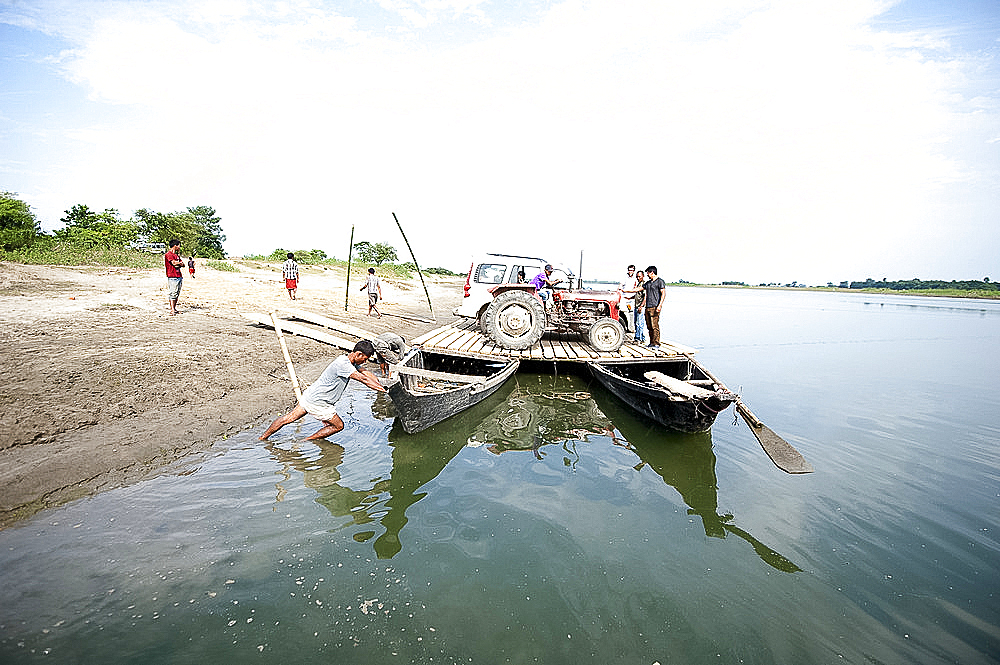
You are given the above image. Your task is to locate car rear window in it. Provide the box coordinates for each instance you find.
[476,263,507,284]
[510,265,541,283]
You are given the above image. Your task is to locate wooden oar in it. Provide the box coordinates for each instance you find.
[270,311,302,400]
[684,353,814,474]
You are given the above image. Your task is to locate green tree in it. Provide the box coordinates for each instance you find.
[53,204,138,248]
[353,241,397,265]
[187,205,226,259]
[134,207,226,258]
[0,191,42,250]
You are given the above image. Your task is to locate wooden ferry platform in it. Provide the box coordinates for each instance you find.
[410,319,695,364]
[244,308,695,365]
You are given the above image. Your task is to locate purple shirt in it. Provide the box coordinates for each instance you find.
[529,272,547,290]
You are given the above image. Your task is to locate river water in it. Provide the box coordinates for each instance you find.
[1,288,998,664]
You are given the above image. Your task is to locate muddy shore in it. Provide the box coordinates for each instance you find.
[0,260,463,528]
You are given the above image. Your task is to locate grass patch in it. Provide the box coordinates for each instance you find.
[0,242,161,269]
[206,259,239,272]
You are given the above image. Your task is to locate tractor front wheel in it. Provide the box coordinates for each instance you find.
[587,317,625,352]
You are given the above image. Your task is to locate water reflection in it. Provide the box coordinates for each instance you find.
[265,377,799,571]
[590,391,802,573]
[266,440,384,526]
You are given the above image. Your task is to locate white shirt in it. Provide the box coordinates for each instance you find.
[620,274,638,301]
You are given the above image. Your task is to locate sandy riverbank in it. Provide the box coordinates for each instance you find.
[0,260,464,528]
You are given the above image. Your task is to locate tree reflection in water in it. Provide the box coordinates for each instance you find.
[265,375,800,571]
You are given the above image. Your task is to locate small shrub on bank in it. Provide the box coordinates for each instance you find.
[206,260,239,272]
[0,241,161,269]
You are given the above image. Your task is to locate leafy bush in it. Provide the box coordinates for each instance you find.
[0,240,161,268]
[206,260,239,272]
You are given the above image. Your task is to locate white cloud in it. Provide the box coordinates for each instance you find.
[4,0,996,282]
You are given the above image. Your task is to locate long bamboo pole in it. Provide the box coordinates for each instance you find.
[392,212,434,319]
[344,224,354,312]
[270,311,302,400]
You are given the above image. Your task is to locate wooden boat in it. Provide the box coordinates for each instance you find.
[387,347,520,434]
[587,358,738,433]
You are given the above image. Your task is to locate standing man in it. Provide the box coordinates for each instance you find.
[259,340,386,441]
[187,256,196,278]
[618,264,638,335]
[165,238,184,316]
[359,267,382,317]
[643,265,666,350]
[633,270,647,344]
[283,252,299,300]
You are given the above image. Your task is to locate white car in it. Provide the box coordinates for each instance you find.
[453,253,574,325]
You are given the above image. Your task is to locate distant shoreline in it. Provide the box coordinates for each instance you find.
[667,283,1000,301]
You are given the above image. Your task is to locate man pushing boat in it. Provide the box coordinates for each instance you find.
[259,340,386,441]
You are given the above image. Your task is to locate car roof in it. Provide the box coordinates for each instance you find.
[478,253,576,277]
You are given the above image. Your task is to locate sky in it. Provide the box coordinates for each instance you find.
[1,0,998,284]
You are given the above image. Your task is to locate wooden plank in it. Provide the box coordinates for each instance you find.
[644,371,716,399]
[661,339,698,355]
[278,307,372,340]
[242,312,355,350]
[411,325,452,345]
[457,331,481,352]
[437,329,467,350]
[388,365,486,384]
[422,328,457,348]
[466,336,488,355]
[569,340,600,359]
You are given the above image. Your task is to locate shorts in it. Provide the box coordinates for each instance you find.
[299,395,338,422]
[286,278,298,290]
[167,277,183,300]
[368,292,379,307]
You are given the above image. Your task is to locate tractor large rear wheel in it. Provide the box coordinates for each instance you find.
[484,291,545,350]
[587,317,625,352]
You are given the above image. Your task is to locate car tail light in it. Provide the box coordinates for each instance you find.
[463,263,472,298]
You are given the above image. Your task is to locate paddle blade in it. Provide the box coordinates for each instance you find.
[745,419,814,474]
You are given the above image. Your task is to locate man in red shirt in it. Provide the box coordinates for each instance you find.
[165,238,184,315]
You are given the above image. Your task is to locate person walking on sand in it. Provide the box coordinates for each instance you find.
[187,256,196,278]
[165,238,184,315]
[643,265,667,350]
[282,252,299,300]
[359,267,382,317]
[259,340,386,441]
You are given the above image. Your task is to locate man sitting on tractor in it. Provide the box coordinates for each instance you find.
[529,264,562,311]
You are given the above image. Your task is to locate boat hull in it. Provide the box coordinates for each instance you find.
[388,349,520,434]
[588,360,736,433]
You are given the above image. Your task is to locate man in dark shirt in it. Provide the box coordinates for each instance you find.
[643,265,666,350]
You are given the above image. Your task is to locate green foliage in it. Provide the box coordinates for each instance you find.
[205,259,239,272]
[187,206,226,258]
[353,241,397,265]
[133,206,226,259]
[266,248,328,264]
[847,277,1000,292]
[53,204,139,248]
[0,239,161,268]
[0,191,42,250]
[399,262,461,276]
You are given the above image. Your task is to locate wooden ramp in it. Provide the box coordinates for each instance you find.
[410,319,697,363]
[244,309,698,365]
